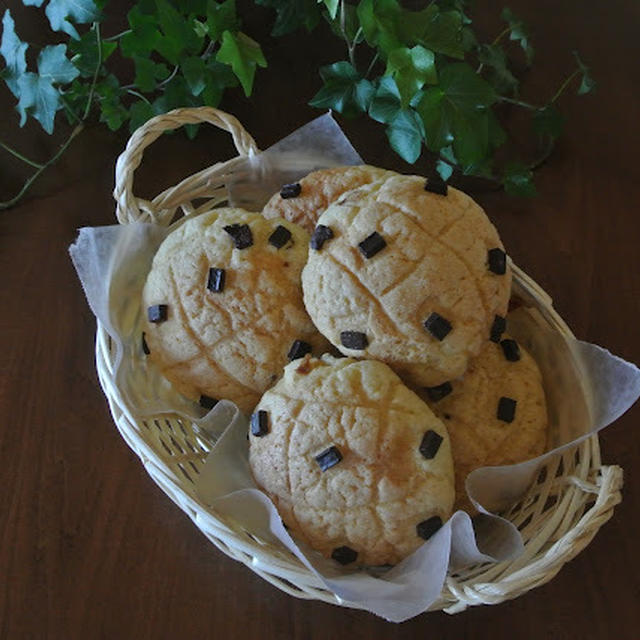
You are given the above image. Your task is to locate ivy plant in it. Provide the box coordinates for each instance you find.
[0,0,594,209]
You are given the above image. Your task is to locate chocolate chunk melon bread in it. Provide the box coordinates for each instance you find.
[423,335,548,512]
[248,355,454,566]
[261,165,395,234]
[142,208,327,414]
[301,174,512,387]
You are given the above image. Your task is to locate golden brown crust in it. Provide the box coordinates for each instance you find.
[249,355,454,566]
[422,337,548,512]
[142,208,327,413]
[261,165,395,233]
[301,174,512,387]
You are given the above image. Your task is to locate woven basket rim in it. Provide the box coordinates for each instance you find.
[96,106,623,615]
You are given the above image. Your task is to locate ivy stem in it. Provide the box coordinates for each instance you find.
[0,124,84,211]
[365,52,379,79]
[477,25,516,74]
[0,141,44,169]
[550,68,580,103]
[82,22,102,120]
[497,95,539,110]
[126,89,151,104]
[103,29,131,41]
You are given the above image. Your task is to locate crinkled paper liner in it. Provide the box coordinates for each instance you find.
[70,113,640,622]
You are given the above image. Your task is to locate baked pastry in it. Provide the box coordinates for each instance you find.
[301,174,511,387]
[249,355,454,566]
[142,208,327,414]
[422,336,548,512]
[261,165,394,234]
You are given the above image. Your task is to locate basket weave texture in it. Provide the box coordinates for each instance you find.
[99,106,624,614]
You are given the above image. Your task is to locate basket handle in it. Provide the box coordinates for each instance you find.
[113,107,259,225]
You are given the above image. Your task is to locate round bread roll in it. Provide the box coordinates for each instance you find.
[261,165,394,234]
[142,208,327,413]
[249,355,454,567]
[422,336,548,512]
[301,174,512,387]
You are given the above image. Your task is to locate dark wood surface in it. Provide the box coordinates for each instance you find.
[1,2,639,638]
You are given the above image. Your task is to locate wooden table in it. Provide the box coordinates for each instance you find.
[2,2,639,637]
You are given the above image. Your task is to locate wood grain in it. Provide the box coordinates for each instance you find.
[1,1,639,638]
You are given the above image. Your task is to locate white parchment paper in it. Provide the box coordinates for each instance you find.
[70,113,640,622]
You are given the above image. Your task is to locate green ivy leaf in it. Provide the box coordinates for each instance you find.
[477,43,518,96]
[120,6,161,58]
[416,62,496,166]
[368,77,423,163]
[201,59,238,106]
[206,0,239,42]
[501,7,534,66]
[386,45,437,107]
[0,10,28,97]
[503,163,537,197]
[320,0,339,20]
[357,0,402,54]
[155,0,203,63]
[407,5,464,59]
[68,28,116,77]
[128,99,155,132]
[436,159,453,181]
[13,44,79,133]
[132,55,168,92]
[368,75,402,124]
[573,51,596,95]
[181,56,207,96]
[386,108,424,163]
[44,0,100,40]
[96,73,126,131]
[309,61,372,117]
[16,72,60,132]
[153,75,200,114]
[255,0,321,37]
[532,104,564,139]
[216,30,266,96]
[39,44,80,84]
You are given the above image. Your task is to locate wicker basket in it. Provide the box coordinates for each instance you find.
[99,106,623,615]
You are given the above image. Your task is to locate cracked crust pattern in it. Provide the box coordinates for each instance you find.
[142,208,327,413]
[301,174,512,387]
[422,337,548,512]
[249,355,454,566]
[261,165,395,233]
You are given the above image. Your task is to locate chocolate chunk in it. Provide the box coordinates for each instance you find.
[424,381,452,402]
[424,176,448,196]
[488,248,507,275]
[268,225,292,249]
[358,231,387,259]
[340,331,368,350]
[223,223,253,249]
[141,332,150,355]
[500,338,521,362]
[315,445,342,471]
[419,430,443,460]
[207,267,225,292]
[147,304,168,323]
[310,224,334,250]
[497,397,517,423]
[287,339,312,361]
[416,515,443,540]
[331,546,358,565]
[199,395,218,410]
[280,182,302,199]
[490,315,506,343]
[250,410,269,437]
[424,312,452,341]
